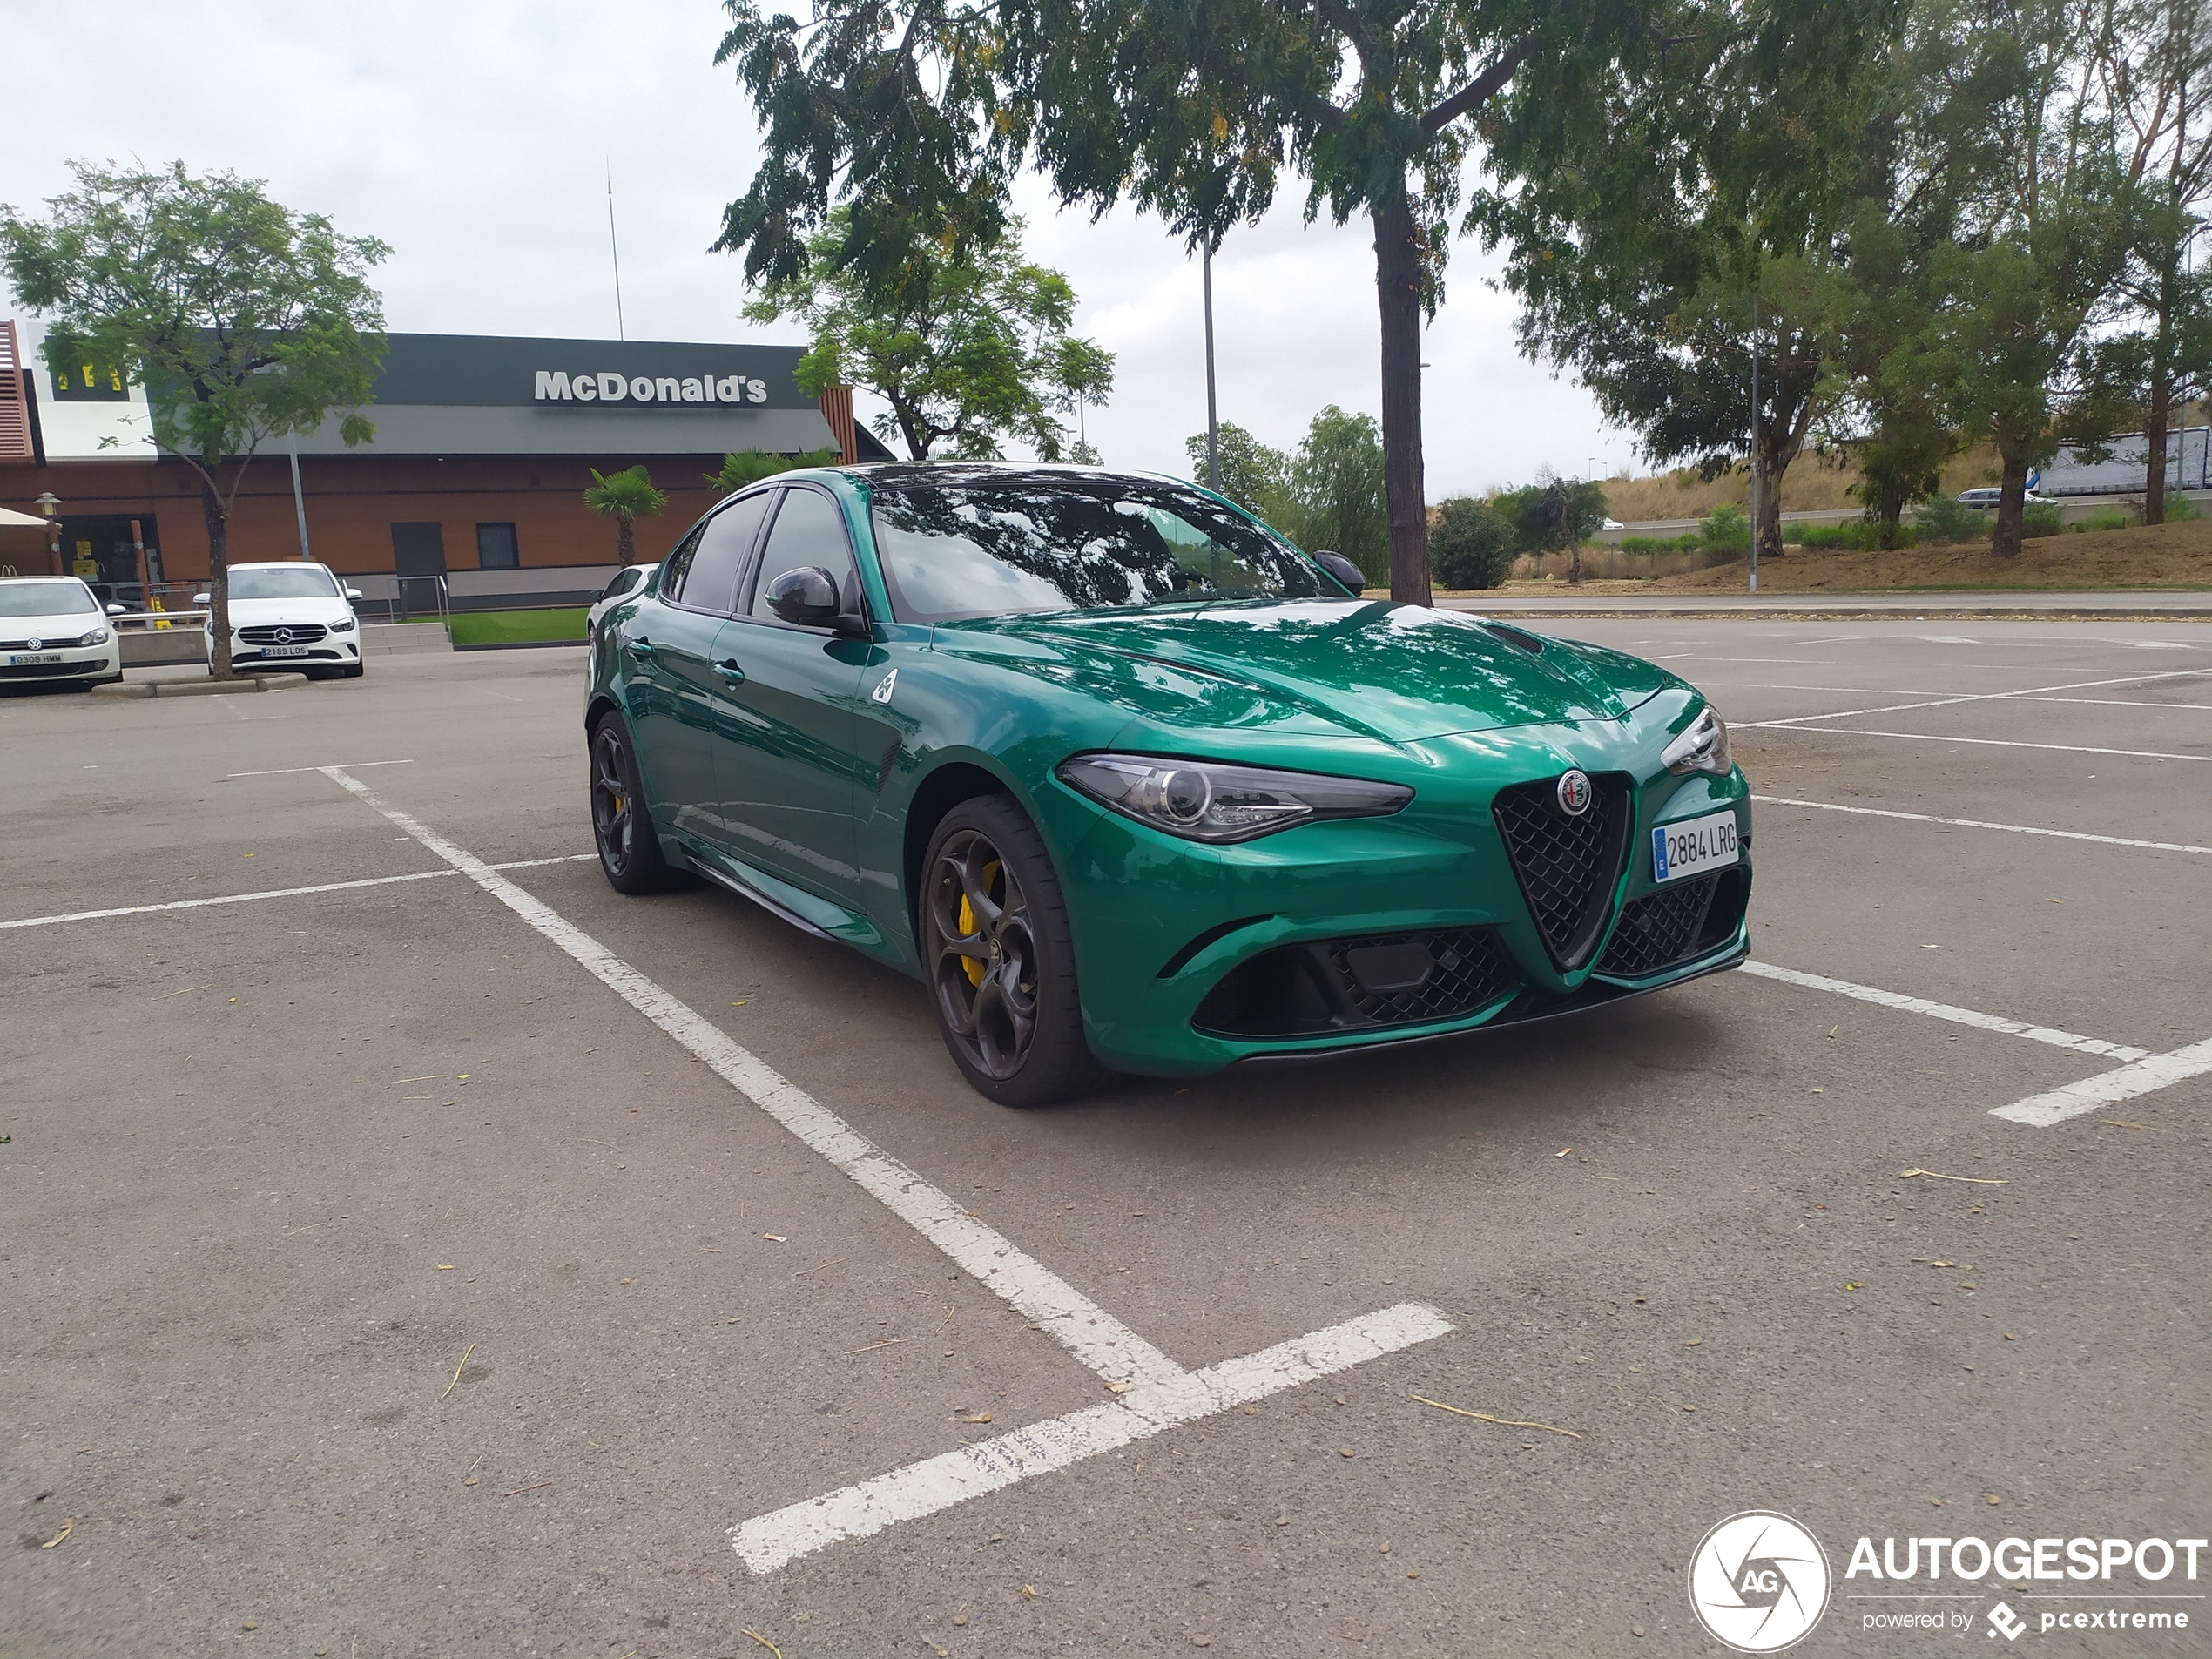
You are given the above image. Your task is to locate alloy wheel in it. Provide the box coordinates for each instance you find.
[926,827,1040,1080]
[590,727,635,874]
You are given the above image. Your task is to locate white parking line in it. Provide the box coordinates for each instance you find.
[1743,961,2148,1060]
[0,855,597,932]
[1991,1035,2212,1126]
[1737,666,2212,729]
[227,759,415,778]
[733,1303,1451,1574]
[314,765,1452,1566]
[1771,728,2209,762]
[1751,795,2212,856]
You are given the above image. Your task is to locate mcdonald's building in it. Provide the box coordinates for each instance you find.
[0,320,889,614]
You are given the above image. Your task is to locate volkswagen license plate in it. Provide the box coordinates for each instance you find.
[9,652,62,665]
[1653,810,1739,882]
[265,644,310,658]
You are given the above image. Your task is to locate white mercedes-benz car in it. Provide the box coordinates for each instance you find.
[199,562,367,678]
[0,576,125,690]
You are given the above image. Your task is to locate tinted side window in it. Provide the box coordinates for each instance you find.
[657,527,704,600]
[672,493,772,615]
[747,488,859,621]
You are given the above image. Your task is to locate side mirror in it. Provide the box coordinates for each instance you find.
[764,566,842,627]
[105,603,126,616]
[345,586,364,600]
[192,591,211,606]
[1312,550,1366,594]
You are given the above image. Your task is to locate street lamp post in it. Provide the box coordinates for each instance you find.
[35,491,60,577]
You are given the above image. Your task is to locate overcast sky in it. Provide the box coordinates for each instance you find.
[2,0,1632,494]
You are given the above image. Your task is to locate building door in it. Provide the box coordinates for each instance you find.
[59,515,161,608]
[390,522,447,621]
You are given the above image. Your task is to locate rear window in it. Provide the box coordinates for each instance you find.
[0,580,98,617]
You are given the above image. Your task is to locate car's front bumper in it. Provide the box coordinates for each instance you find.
[210,631,361,669]
[1048,729,1752,1075]
[0,642,121,683]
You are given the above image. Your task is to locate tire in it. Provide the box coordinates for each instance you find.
[590,711,682,894]
[919,795,1099,1107]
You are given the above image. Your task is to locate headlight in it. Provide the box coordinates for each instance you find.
[75,628,111,646]
[1662,705,1732,775]
[329,615,357,633]
[1056,754,1413,843]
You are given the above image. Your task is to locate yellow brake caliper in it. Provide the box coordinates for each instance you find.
[957,860,1001,986]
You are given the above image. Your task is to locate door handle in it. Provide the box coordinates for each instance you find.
[629,637,658,659]
[714,658,745,684]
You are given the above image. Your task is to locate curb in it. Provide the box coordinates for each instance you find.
[92,672,311,700]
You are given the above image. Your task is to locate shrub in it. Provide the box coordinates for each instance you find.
[2075,508,2131,534]
[1617,534,1692,555]
[2021,501,2064,537]
[1697,503,1750,552]
[2165,490,2195,522]
[1910,495,1992,544]
[1430,496,1514,589]
[1793,523,1859,550]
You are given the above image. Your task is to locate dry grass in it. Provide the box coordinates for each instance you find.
[1595,444,2006,523]
[1435,516,2212,596]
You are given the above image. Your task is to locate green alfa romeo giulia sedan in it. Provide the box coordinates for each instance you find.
[583,464,1750,1105]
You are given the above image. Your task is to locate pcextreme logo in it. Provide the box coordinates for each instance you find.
[1688,1511,1833,1652]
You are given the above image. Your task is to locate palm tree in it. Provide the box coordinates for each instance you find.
[583,465,667,563]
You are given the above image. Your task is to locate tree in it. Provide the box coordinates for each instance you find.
[713,0,1880,604]
[585,466,668,563]
[1,161,386,678]
[740,211,1112,461]
[1494,475,1609,578]
[1429,496,1514,590]
[1286,407,1389,583]
[707,448,841,494]
[1184,421,1292,525]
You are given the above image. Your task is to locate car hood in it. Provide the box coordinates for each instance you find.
[931,600,1682,743]
[0,610,106,637]
[221,597,354,625]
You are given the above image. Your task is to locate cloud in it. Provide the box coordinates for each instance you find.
[3,0,1630,496]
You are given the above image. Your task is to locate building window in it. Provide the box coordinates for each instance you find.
[475,523,519,569]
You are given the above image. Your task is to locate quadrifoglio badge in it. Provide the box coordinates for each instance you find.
[1690,1511,2207,1647]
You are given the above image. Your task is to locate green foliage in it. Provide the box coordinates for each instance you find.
[1909,495,1993,545]
[741,211,1110,462]
[1493,478,1609,556]
[2022,502,2065,537]
[2075,507,2132,533]
[1791,523,1859,550]
[1184,423,1293,527]
[1697,503,1751,552]
[448,607,590,648]
[1429,497,1514,590]
[1619,532,1705,554]
[2164,490,2195,523]
[708,448,840,493]
[1285,408,1387,584]
[584,466,668,563]
[0,158,388,677]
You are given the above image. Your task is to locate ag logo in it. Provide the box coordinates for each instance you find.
[1687,1511,1831,1652]
[1555,768,1594,816]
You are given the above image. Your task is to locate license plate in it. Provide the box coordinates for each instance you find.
[264,644,311,658]
[1653,809,1740,882]
[9,652,62,665]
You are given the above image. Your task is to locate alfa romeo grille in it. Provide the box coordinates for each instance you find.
[1491,773,1633,969]
[1324,928,1518,1026]
[1596,874,1720,976]
[239,623,327,644]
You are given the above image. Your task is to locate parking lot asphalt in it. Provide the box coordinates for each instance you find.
[3,620,2207,1658]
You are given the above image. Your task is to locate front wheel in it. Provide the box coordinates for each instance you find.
[590,712,681,894]
[920,796,1099,1107]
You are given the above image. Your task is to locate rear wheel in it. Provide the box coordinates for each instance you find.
[920,796,1098,1107]
[590,712,680,894]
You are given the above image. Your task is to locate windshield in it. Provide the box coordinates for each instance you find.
[0,580,98,617]
[229,566,341,601]
[868,475,1334,624]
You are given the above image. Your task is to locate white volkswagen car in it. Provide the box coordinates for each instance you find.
[199,562,367,678]
[0,576,125,690]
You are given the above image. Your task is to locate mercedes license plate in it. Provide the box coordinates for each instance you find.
[265,645,311,658]
[1653,810,1739,883]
